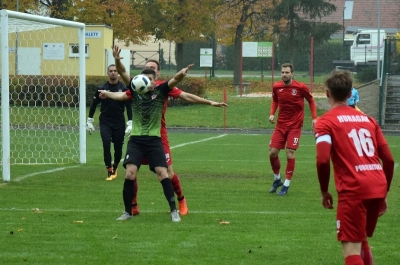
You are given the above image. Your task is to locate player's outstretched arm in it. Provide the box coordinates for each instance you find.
[98,90,128,101]
[112,45,130,86]
[178,92,228,107]
[168,64,194,89]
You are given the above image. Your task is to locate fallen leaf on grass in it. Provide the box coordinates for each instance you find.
[18,228,24,232]
[218,219,230,225]
[32,208,43,213]
[112,235,118,239]
[73,221,83,224]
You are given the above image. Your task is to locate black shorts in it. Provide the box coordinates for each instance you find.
[123,136,167,172]
[100,122,125,144]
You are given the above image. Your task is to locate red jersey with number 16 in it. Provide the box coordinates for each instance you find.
[314,106,388,200]
[272,80,315,128]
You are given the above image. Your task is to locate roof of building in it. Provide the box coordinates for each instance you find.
[314,0,399,34]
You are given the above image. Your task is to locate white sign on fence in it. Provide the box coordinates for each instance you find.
[200,48,213,67]
[242,42,273,57]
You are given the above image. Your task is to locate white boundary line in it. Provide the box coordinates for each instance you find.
[3,166,80,184]
[6,135,397,183]
[171,134,227,149]
[6,135,227,183]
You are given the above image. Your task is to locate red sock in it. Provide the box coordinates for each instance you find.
[171,173,183,199]
[285,158,295,180]
[132,179,138,205]
[361,240,374,265]
[270,156,280,174]
[345,255,364,265]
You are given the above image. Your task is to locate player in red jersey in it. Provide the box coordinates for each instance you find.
[314,70,394,265]
[268,63,318,195]
[113,58,227,216]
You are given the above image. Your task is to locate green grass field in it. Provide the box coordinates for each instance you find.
[1,132,399,265]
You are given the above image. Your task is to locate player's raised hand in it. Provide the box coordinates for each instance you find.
[112,45,123,60]
[182,64,194,75]
[321,191,334,209]
[269,115,275,124]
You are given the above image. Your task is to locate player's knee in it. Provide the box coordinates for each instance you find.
[125,164,137,180]
[286,149,296,159]
[269,148,279,158]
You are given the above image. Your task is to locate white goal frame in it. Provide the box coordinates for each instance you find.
[1,10,86,181]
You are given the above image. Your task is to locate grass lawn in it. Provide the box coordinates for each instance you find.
[1,132,399,264]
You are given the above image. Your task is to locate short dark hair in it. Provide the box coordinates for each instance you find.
[145,59,160,71]
[324,70,353,101]
[108,64,116,70]
[141,68,156,79]
[281,63,293,72]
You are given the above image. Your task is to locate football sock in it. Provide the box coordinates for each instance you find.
[112,163,118,171]
[273,173,281,180]
[345,255,363,265]
[171,173,183,198]
[361,240,374,265]
[178,196,185,201]
[132,178,138,205]
[123,179,135,215]
[285,158,295,180]
[284,179,291,187]
[161,178,176,212]
[270,156,281,176]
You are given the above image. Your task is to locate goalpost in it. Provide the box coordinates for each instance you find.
[1,10,86,182]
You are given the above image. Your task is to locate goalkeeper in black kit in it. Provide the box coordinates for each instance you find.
[86,64,132,180]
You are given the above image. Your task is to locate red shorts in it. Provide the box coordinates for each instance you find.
[141,142,172,166]
[269,127,302,150]
[336,198,384,242]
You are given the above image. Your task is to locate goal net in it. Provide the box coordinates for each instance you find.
[1,10,87,181]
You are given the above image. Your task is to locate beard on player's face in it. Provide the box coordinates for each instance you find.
[109,76,117,81]
[282,76,292,85]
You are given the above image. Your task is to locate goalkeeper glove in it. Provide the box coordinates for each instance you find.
[125,120,132,137]
[86,117,95,135]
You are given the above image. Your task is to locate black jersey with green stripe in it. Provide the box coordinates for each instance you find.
[128,80,170,137]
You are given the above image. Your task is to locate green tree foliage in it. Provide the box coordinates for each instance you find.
[139,0,218,70]
[215,0,275,84]
[1,0,150,44]
[271,0,342,66]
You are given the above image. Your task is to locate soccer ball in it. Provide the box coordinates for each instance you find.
[131,74,151,94]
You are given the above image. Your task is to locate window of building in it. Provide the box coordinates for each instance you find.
[344,0,354,19]
[69,44,89,57]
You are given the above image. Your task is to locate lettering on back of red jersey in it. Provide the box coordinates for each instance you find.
[355,164,383,172]
[337,115,370,123]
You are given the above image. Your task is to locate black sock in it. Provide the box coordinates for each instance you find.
[113,163,118,171]
[160,178,176,212]
[178,196,185,201]
[123,179,135,215]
